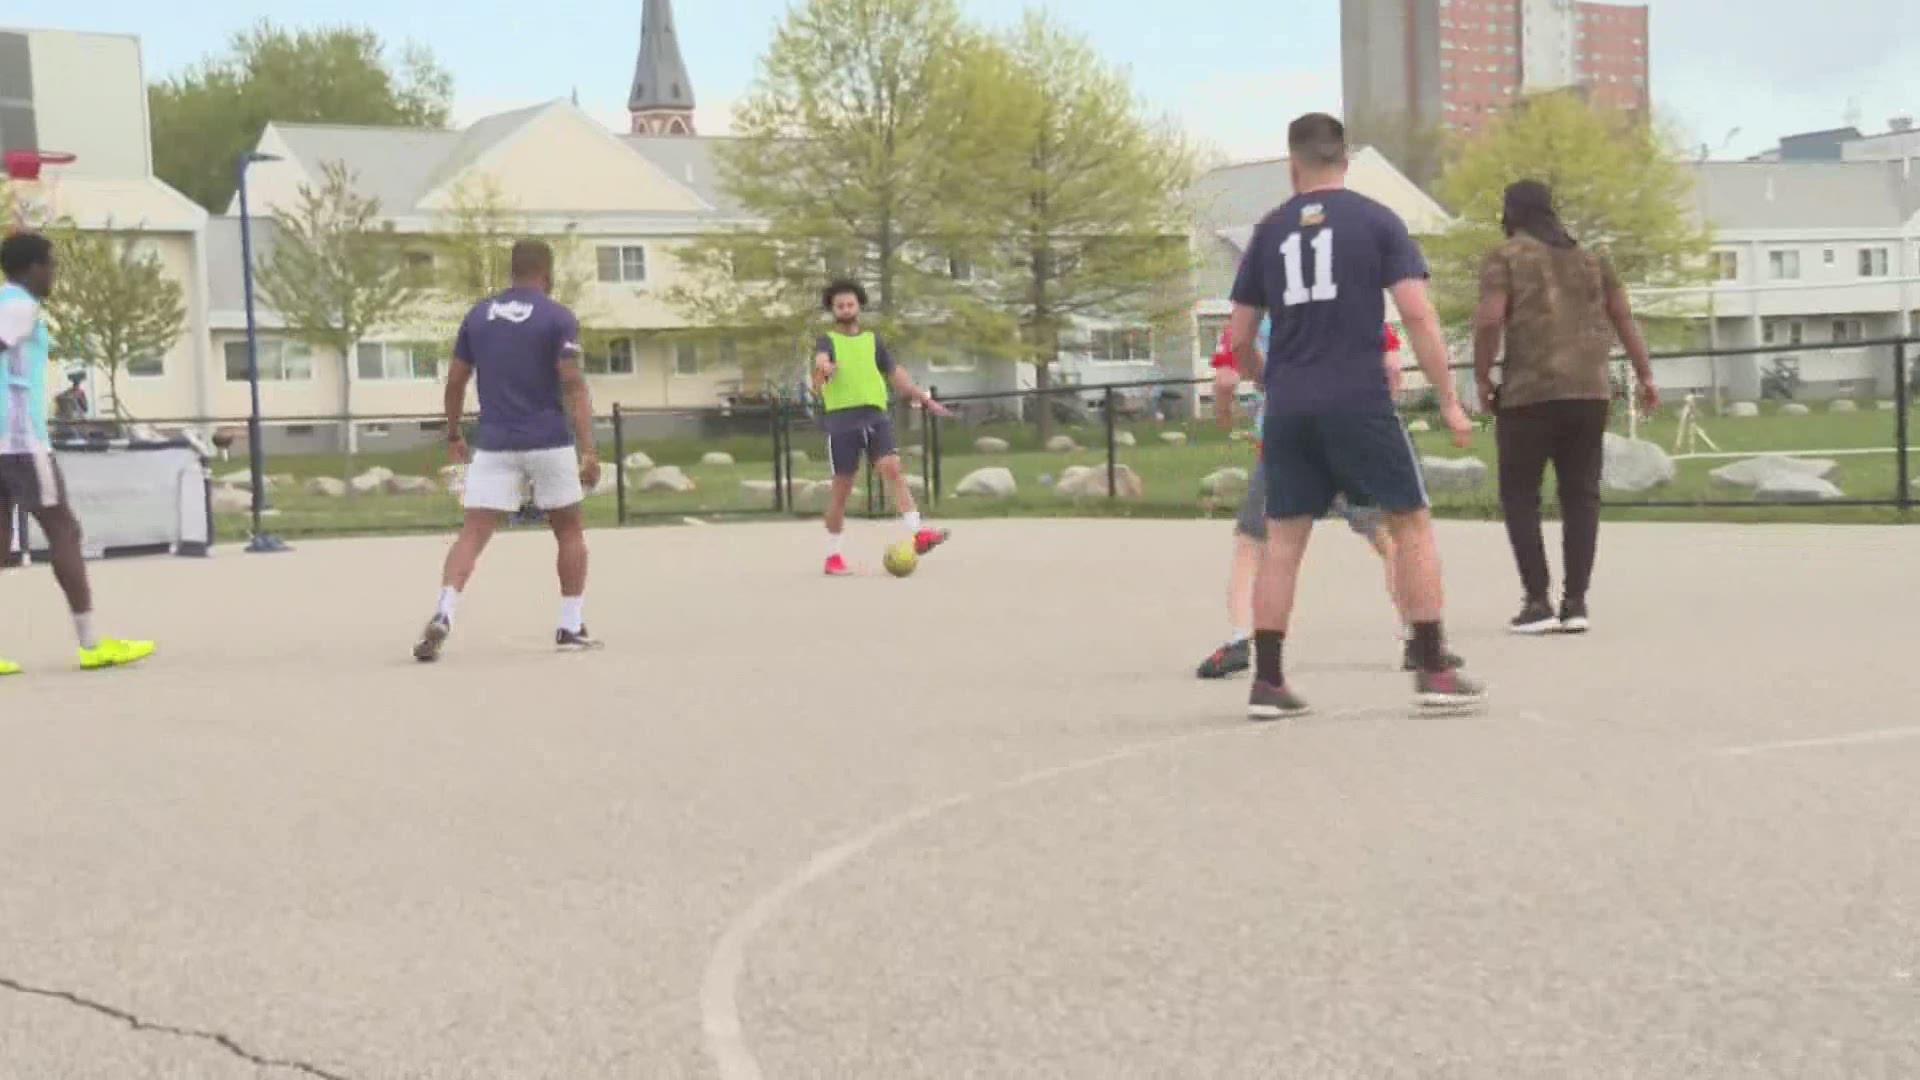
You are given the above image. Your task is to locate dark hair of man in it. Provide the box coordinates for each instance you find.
[1501,179,1578,249]
[1287,113,1349,169]
[821,279,867,311]
[0,231,53,279]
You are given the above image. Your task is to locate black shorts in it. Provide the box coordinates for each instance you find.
[823,407,898,477]
[1262,406,1426,520]
[0,451,64,512]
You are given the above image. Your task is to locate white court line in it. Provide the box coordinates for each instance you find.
[698,707,1390,1080]
[1721,726,1920,757]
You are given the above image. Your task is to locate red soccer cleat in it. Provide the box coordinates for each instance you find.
[823,554,852,576]
[913,527,950,555]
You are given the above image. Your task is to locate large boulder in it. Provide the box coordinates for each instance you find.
[701,451,736,467]
[1728,402,1761,418]
[439,465,466,494]
[1407,419,1432,433]
[1753,473,1845,502]
[1201,466,1251,499]
[1420,455,1489,493]
[639,466,696,494]
[974,436,1010,454]
[1880,401,1899,412]
[1781,403,1811,416]
[955,467,1017,498]
[1601,434,1675,494]
[1710,456,1838,490]
[306,477,348,498]
[590,471,619,496]
[787,449,810,465]
[1830,399,1859,414]
[623,450,655,471]
[1045,435,1079,453]
[211,486,252,513]
[903,474,928,494]
[218,468,253,488]
[389,475,438,496]
[1161,431,1189,446]
[349,469,393,496]
[741,479,777,498]
[1115,431,1137,447]
[1056,464,1145,498]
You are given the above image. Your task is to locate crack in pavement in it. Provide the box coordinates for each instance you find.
[0,975,352,1080]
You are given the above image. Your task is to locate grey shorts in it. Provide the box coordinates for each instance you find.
[824,407,897,477]
[1235,461,1382,542]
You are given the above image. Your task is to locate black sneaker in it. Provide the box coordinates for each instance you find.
[1197,638,1251,679]
[1415,668,1487,709]
[1559,597,1590,634]
[1509,598,1559,636]
[1401,640,1465,672]
[556,626,603,651]
[1248,680,1311,721]
[413,615,450,663]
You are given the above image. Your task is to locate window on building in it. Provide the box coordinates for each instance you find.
[1831,319,1866,344]
[949,257,975,282]
[1823,248,1836,266]
[1859,248,1890,277]
[595,245,648,284]
[127,355,165,378]
[675,341,700,376]
[1763,319,1805,346]
[1089,327,1152,363]
[355,342,440,381]
[1767,250,1801,280]
[585,336,636,375]
[223,340,314,382]
[1712,251,1738,281]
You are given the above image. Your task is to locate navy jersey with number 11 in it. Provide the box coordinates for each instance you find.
[1229,188,1428,416]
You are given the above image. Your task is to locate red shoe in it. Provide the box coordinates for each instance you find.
[913,527,950,555]
[823,554,851,576]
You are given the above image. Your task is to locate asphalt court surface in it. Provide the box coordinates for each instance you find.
[0,518,1914,1078]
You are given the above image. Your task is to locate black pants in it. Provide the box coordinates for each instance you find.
[1496,399,1609,602]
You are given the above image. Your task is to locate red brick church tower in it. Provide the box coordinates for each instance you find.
[629,0,695,135]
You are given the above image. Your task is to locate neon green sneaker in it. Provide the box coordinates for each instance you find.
[78,638,156,671]
[0,657,21,676]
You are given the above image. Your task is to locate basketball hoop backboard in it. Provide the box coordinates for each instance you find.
[5,149,77,233]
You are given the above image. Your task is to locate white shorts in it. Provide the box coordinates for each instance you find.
[463,447,584,512]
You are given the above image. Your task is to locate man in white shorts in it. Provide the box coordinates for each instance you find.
[412,240,602,661]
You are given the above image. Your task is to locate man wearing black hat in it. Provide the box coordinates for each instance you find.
[1473,180,1658,636]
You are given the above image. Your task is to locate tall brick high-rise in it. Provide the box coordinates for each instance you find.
[1343,0,1649,145]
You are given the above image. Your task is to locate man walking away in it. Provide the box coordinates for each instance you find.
[1473,180,1658,636]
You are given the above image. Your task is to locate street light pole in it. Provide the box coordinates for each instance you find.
[237,150,289,553]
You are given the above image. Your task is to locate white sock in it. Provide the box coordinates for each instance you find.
[1229,627,1251,644]
[559,596,585,633]
[827,531,844,557]
[74,612,98,650]
[436,587,461,622]
[903,511,923,533]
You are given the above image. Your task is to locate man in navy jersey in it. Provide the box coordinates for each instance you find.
[1226,113,1484,717]
[411,240,603,661]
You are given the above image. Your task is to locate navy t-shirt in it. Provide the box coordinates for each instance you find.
[453,286,581,451]
[1229,189,1428,415]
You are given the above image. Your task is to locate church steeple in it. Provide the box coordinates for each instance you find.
[629,0,695,136]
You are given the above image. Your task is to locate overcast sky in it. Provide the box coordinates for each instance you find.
[37,0,1920,162]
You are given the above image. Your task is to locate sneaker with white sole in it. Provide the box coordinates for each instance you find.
[1559,597,1590,634]
[1248,680,1311,721]
[1509,598,1559,635]
[1415,668,1487,709]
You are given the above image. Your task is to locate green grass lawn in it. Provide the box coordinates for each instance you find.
[211,401,1917,541]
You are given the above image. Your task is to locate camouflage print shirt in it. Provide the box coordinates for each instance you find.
[1479,235,1621,409]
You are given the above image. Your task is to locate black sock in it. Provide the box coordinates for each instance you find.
[1410,621,1445,673]
[1254,630,1284,686]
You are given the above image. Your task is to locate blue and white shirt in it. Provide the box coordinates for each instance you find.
[0,282,51,454]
